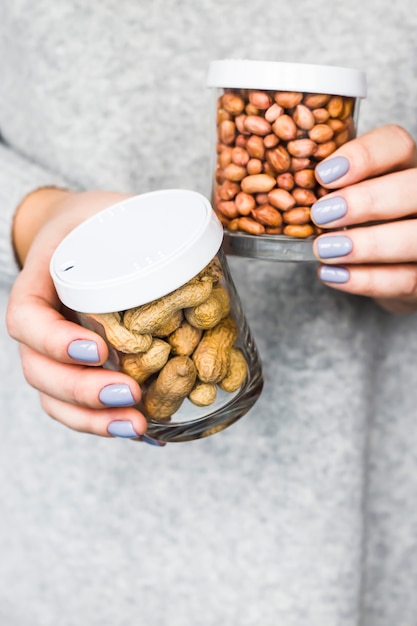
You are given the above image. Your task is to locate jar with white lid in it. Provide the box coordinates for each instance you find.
[207,60,367,261]
[50,189,263,443]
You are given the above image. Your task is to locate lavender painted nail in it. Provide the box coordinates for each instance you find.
[319,265,350,284]
[99,384,135,407]
[317,235,353,259]
[68,339,99,363]
[107,420,139,438]
[311,196,347,225]
[107,422,164,445]
[316,156,350,184]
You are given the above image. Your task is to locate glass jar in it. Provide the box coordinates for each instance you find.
[207,60,367,261]
[50,189,263,443]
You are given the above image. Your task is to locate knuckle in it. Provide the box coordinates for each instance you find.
[39,393,57,421]
[70,368,91,405]
[5,301,21,340]
[40,319,65,357]
[344,184,377,221]
[19,351,38,388]
[359,270,379,296]
[362,226,380,259]
[355,136,374,173]
[388,124,416,161]
[399,266,417,298]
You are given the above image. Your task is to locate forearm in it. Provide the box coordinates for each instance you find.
[0,142,73,287]
[13,187,72,266]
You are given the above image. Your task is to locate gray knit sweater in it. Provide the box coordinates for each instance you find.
[1,2,417,625]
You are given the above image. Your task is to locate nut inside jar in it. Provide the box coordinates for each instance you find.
[213,89,357,238]
[80,255,248,423]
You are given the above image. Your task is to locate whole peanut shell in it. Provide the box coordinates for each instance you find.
[192,315,238,384]
[92,257,249,421]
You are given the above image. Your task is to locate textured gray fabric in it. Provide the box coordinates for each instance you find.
[1,1,417,625]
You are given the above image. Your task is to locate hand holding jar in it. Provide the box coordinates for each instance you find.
[6,190,152,440]
[312,124,417,314]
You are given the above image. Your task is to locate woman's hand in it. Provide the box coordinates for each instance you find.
[311,124,417,314]
[6,189,151,441]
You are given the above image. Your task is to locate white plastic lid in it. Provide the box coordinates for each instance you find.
[50,189,223,313]
[207,60,367,98]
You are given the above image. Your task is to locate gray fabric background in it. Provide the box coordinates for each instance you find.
[1,1,417,625]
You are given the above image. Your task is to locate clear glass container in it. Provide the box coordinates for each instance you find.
[207,60,367,261]
[50,189,263,443]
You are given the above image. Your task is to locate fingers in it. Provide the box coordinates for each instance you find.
[311,168,417,228]
[19,344,140,408]
[6,190,162,442]
[315,124,417,189]
[310,125,417,312]
[313,219,417,308]
[317,264,417,314]
[314,219,417,265]
[9,276,156,441]
[19,343,148,438]
[39,394,148,439]
[7,272,109,366]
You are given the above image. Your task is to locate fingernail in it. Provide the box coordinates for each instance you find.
[108,420,139,438]
[311,196,347,225]
[99,384,135,407]
[107,423,164,445]
[317,235,353,259]
[68,339,99,363]
[316,156,350,184]
[319,265,350,284]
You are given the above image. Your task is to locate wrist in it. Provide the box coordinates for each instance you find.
[13,187,73,266]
